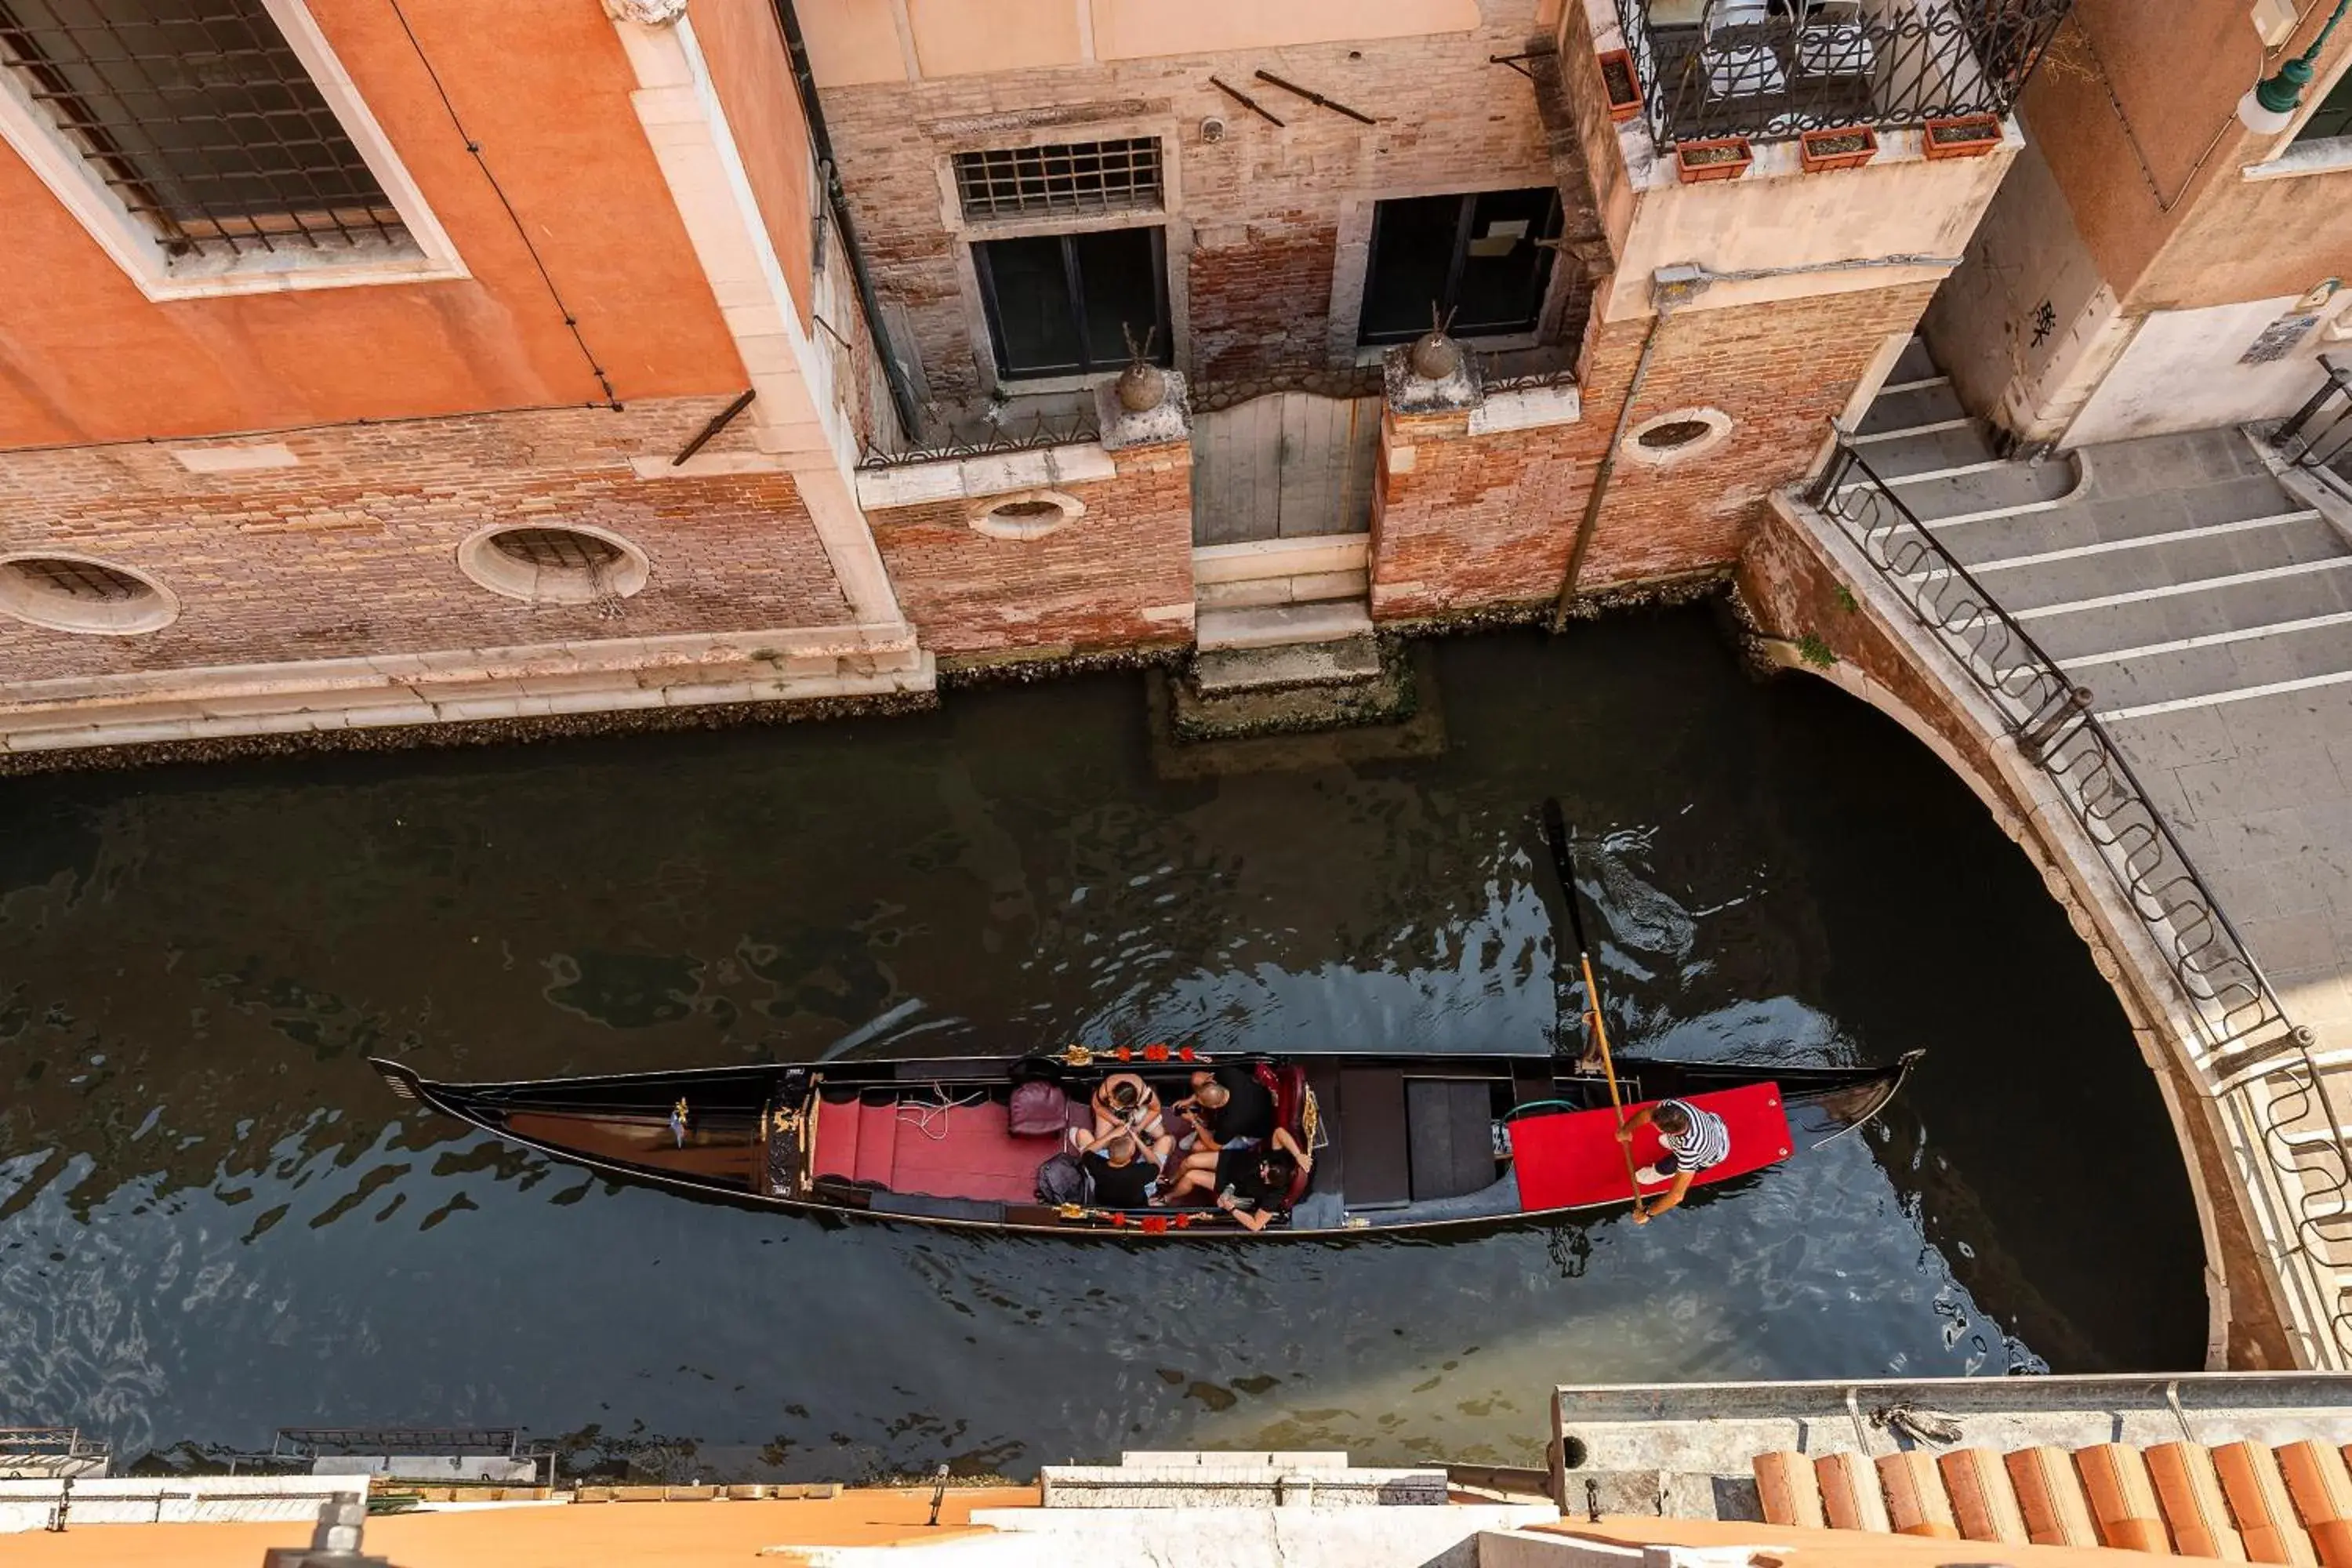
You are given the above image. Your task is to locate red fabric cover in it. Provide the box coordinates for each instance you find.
[852,1100,896,1186]
[812,1094,1048,1203]
[1507,1083,1794,1214]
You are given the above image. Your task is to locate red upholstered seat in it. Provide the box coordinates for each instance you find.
[814,1091,1051,1203]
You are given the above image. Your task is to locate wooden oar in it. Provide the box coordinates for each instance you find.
[1541,800,1646,1213]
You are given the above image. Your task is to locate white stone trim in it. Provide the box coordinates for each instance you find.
[969,488,1084,540]
[610,14,913,637]
[0,0,466,299]
[2241,136,2352,183]
[456,523,652,606]
[172,443,302,474]
[855,441,1116,508]
[1469,382,1584,434]
[1620,405,1733,464]
[0,552,180,635]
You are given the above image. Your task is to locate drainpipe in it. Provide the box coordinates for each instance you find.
[770,0,924,443]
[1548,266,1708,630]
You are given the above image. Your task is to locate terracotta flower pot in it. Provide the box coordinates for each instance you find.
[1923,113,2002,160]
[1799,124,1878,173]
[1598,49,1643,125]
[1675,136,1753,183]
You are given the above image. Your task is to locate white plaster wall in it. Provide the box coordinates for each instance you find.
[2066,296,2352,447]
[1599,128,2019,322]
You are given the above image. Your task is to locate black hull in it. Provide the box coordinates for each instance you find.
[371,1048,1916,1240]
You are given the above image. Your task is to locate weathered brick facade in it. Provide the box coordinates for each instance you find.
[865,438,1193,660]
[815,9,1577,408]
[0,398,858,684]
[1370,281,1940,617]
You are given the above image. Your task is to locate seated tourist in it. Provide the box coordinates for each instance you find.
[1075,1078,1173,1171]
[1171,1063,1276,1152]
[1165,1125,1310,1229]
[1076,1129,1160,1210]
[1090,1072,1165,1142]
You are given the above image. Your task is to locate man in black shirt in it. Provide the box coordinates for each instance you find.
[1174,1064,1276,1151]
[1074,1129,1159,1210]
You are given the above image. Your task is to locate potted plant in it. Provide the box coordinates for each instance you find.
[1597,49,1643,124]
[1798,124,1878,172]
[1923,113,2002,159]
[1674,136,1753,183]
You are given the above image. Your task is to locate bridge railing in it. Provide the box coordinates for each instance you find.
[1804,425,2352,1366]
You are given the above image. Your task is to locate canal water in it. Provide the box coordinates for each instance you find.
[0,614,2204,1478]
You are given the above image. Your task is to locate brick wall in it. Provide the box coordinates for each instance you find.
[1370,281,1938,617]
[815,8,1574,407]
[0,398,859,684]
[864,440,1193,659]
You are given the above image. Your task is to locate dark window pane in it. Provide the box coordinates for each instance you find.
[1359,194,1463,343]
[0,0,404,256]
[2293,71,2352,144]
[1451,187,1561,336]
[978,234,1085,377]
[1070,226,1166,368]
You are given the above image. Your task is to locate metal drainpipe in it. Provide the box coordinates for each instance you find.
[771,0,924,444]
[1548,297,1673,631]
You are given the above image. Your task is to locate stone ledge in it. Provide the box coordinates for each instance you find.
[855,442,1118,509]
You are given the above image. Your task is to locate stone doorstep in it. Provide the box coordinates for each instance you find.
[1196,601,1374,652]
[0,655,938,753]
[1192,637,1381,695]
[0,623,921,708]
[1196,569,1370,610]
[1190,534,1373,586]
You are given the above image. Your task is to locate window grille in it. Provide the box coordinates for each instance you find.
[953,138,1162,221]
[0,0,406,257]
[8,556,147,601]
[490,528,624,571]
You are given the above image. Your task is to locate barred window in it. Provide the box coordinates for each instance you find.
[953,138,1162,222]
[0,0,406,258]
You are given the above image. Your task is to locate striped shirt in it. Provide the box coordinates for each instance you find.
[1657,1099,1730,1175]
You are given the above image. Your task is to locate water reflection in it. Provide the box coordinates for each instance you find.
[0,616,2204,1475]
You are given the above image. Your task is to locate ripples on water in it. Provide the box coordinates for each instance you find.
[0,617,2205,1476]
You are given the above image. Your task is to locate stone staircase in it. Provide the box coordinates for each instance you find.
[1853,336,2352,728]
[1851,336,2352,1363]
[1176,534,1403,739]
[1755,1436,2352,1559]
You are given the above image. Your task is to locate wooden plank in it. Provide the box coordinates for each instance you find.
[1338,1067,1410,1207]
[1341,395,1378,535]
[1408,1079,1496,1200]
[1304,1058,1344,1202]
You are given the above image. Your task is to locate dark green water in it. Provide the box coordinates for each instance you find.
[0,615,2204,1477]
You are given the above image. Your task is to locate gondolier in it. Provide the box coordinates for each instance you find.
[1614,1097,1730,1224]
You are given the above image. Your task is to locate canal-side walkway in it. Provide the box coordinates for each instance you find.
[1749,336,2352,1370]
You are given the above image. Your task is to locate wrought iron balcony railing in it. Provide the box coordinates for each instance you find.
[1614,0,2073,147]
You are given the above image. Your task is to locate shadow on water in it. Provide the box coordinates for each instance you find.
[0,611,2205,1476]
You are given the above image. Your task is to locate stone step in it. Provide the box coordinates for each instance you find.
[1850,420,2004,480]
[1854,379,1969,436]
[1956,513,2345,613]
[2073,612,2352,717]
[2020,554,2352,663]
[1196,600,1372,651]
[1891,334,1942,386]
[1192,636,1381,694]
[1933,475,2307,570]
[1196,568,1369,611]
[1871,455,2082,524]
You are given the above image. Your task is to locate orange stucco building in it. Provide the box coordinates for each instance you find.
[0,0,2089,760]
[1926,0,2352,447]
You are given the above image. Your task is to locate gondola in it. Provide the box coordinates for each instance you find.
[368,1045,1916,1238]
[365,800,1920,1240]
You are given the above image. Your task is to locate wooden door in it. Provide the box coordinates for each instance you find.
[1189,391,1380,546]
